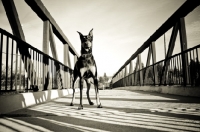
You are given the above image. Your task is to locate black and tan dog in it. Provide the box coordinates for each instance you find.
[70,29,102,110]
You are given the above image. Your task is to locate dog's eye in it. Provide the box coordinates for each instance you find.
[87,36,92,41]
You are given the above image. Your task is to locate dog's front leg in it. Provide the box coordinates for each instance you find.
[78,78,84,110]
[94,78,103,108]
[86,79,94,105]
[70,78,76,106]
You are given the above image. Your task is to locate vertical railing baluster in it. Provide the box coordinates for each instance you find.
[19,54,22,91]
[175,56,178,84]
[168,59,170,85]
[14,43,18,90]
[0,34,3,90]
[26,51,29,91]
[51,59,53,89]
[30,49,32,88]
[39,53,41,90]
[38,52,39,88]
[35,51,38,87]
[196,48,200,86]
[177,55,181,85]
[49,58,51,89]
[10,39,14,90]
[171,57,174,85]
[43,54,45,90]
[189,51,192,85]
[175,57,177,84]
[196,48,199,63]
[179,55,183,85]
[193,50,196,86]
[23,55,25,90]
[32,49,35,87]
[172,57,175,84]
[38,52,40,88]
[5,36,9,90]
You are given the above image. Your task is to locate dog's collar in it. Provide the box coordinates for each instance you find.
[81,53,92,58]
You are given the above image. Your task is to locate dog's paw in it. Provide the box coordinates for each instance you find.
[89,102,94,105]
[78,105,83,110]
[70,103,74,106]
[97,103,103,108]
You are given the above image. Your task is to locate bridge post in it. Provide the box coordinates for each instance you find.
[179,17,189,86]
[120,69,124,87]
[124,65,128,86]
[138,54,143,86]
[129,61,133,86]
[134,54,143,85]
[151,42,158,85]
[118,73,121,86]
[144,46,151,85]
[120,69,123,87]
[63,44,71,89]
[116,72,119,87]
[160,22,178,85]
[74,55,79,88]
[43,20,50,90]
[49,23,63,89]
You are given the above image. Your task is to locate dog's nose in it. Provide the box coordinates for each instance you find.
[85,41,90,46]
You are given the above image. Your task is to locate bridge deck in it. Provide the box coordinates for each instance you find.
[0,88,200,132]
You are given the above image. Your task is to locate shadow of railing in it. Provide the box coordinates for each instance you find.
[1,89,200,132]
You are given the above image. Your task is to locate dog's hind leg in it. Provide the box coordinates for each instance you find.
[85,79,94,105]
[93,77,103,108]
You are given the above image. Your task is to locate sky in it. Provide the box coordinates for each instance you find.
[0,0,200,77]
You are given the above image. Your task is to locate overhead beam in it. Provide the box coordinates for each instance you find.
[25,0,79,56]
[113,0,200,78]
[49,24,58,60]
[2,0,25,41]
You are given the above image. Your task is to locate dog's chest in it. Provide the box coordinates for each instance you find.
[78,56,96,78]
[80,66,96,78]
[81,58,94,67]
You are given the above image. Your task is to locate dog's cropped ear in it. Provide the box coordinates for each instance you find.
[88,28,93,37]
[77,31,84,39]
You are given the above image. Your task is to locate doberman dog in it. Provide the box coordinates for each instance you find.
[70,29,103,110]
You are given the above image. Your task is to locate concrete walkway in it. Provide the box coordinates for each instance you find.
[0,87,200,132]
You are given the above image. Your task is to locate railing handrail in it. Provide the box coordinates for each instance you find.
[113,0,200,78]
[0,28,73,72]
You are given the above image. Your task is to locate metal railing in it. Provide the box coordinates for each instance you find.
[0,28,73,92]
[112,0,200,88]
[113,44,200,87]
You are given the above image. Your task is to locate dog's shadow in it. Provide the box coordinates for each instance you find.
[66,103,98,109]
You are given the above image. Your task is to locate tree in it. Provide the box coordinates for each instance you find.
[99,77,104,84]
[103,73,109,83]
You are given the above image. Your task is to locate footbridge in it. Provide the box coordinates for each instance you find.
[0,0,200,131]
